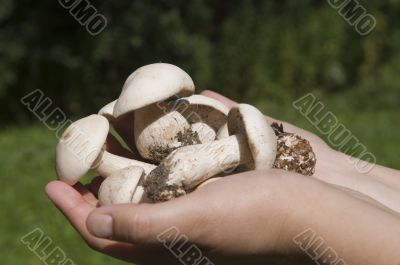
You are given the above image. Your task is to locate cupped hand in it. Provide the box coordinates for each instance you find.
[46,169,400,265]
[46,90,400,265]
[201,90,400,212]
[46,170,315,265]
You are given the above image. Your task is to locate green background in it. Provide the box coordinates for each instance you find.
[0,1,399,264]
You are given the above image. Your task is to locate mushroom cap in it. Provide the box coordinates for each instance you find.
[56,115,109,185]
[176,94,229,131]
[98,100,117,121]
[98,166,144,206]
[227,104,277,170]
[113,63,195,118]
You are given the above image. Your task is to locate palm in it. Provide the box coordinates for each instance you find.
[46,170,318,265]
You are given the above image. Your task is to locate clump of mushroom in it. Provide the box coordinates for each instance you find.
[271,122,316,176]
[55,63,317,205]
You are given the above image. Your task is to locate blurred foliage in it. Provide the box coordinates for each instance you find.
[0,0,399,125]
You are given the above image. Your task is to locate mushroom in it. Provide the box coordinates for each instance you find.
[56,115,156,185]
[98,100,138,155]
[216,123,230,139]
[144,104,278,202]
[271,122,316,176]
[98,100,117,121]
[174,95,230,143]
[98,166,148,205]
[113,63,196,163]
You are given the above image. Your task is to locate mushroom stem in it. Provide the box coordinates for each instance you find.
[134,103,192,163]
[95,151,156,178]
[144,134,252,201]
[216,123,229,139]
[168,134,252,187]
[144,104,278,202]
[190,122,216,143]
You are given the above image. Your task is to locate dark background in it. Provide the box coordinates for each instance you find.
[0,1,399,265]
[1,1,399,124]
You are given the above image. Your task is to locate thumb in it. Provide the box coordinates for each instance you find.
[86,200,203,245]
[201,90,237,108]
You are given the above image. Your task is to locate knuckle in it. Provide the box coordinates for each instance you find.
[125,211,152,243]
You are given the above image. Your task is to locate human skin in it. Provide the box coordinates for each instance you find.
[202,91,400,213]
[45,91,400,265]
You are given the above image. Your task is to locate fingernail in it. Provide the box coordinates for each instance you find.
[88,214,113,238]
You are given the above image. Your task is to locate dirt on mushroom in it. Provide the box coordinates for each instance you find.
[143,164,186,202]
[271,122,316,176]
[176,127,201,146]
[147,128,201,162]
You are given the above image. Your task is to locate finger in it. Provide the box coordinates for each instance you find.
[201,90,237,108]
[201,90,279,125]
[74,182,98,206]
[46,181,115,244]
[86,195,207,245]
[45,181,154,263]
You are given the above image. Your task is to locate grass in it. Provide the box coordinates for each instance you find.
[0,101,398,265]
[0,126,126,265]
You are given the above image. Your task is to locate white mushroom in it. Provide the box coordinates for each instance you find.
[134,103,193,162]
[174,95,229,143]
[113,63,196,163]
[98,100,138,154]
[98,166,148,205]
[144,104,277,201]
[56,115,156,185]
[98,100,117,121]
[216,123,229,139]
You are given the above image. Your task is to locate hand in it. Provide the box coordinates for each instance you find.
[45,171,306,265]
[201,91,400,212]
[46,90,400,265]
[46,169,400,265]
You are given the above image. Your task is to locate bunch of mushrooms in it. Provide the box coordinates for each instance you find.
[55,63,317,205]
